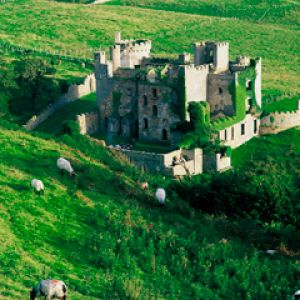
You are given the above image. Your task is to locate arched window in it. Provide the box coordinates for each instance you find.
[143,95,148,106]
[219,87,223,94]
[144,118,148,130]
[153,105,158,116]
[162,129,168,140]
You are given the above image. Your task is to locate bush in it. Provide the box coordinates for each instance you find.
[170,159,298,226]
[62,120,80,136]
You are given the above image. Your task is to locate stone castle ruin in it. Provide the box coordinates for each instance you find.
[91,32,263,175]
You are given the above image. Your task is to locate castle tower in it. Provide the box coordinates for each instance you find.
[193,42,206,66]
[115,32,121,44]
[193,41,229,72]
[94,51,106,78]
[214,42,229,72]
[110,45,121,71]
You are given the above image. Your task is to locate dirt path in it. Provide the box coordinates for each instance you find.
[89,0,111,5]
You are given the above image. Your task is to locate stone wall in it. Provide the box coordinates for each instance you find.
[208,73,235,116]
[260,101,300,134]
[254,58,262,108]
[203,152,231,172]
[77,111,99,135]
[23,74,96,130]
[184,64,209,104]
[138,84,181,145]
[219,114,260,149]
[119,148,203,176]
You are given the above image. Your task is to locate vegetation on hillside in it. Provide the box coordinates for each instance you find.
[35,93,97,134]
[0,121,300,299]
[0,0,299,94]
[55,0,93,3]
[0,0,299,298]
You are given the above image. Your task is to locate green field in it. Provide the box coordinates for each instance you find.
[232,127,300,168]
[0,0,300,298]
[0,0,299,94]
[108,0,300,26]
[0,122,299,299]
[35,93,97,134]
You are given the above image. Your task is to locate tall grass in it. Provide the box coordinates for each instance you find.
[0,122,299,299]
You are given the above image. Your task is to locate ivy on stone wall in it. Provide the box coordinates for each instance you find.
[213,61,259,131]
[179,101,212,150]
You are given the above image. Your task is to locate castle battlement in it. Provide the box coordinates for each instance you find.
[215,42,229,47]
[185,64,210,71]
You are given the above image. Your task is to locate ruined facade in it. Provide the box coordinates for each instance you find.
[94,32,262,149]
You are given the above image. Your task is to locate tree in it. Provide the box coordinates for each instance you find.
[0,60,15,119]
[9,58,60,123]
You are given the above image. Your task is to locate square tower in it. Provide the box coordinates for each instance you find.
[194,41,229,73]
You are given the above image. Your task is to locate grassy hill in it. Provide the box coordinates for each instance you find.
[108,0,300,26]
[0,0,299,94]
[0,122,299,299]
[232,127,300,168]
[35,93,97,134]
[1,0,300,298]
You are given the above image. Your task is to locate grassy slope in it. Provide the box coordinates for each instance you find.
[35,93,97,134]
[0,0,299,93]
[232,127,300,168]
[0,47,92,84]
[0,124,299,299]
[108,0,300,26]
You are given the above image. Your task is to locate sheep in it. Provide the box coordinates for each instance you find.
[265,249,277,255]
[295,290,300,300]
[155,188,166,206]
[57,157,75,177]
[141,182,149,190]
[30,279,67,300]
[31,179,44,195]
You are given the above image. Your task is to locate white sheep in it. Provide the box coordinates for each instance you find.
[31,179,44,195]
[57,157,75,177]
[30,279,67,300]
[155,188,166,206]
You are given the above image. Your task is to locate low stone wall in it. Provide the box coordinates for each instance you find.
[260,101,300,134]
[23,73,96,130]
[203,153,231,172]
[218,114,260,149]
[119,148,203,176]
[77,111,99,135]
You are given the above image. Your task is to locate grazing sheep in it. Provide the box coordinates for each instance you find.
[57,157,75,177]
[295,290,300,300]
[155,188,166,206]
[141,182,149,190]
[30,279,67,300]
[31,179,44,195]
[265,249,277,255]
